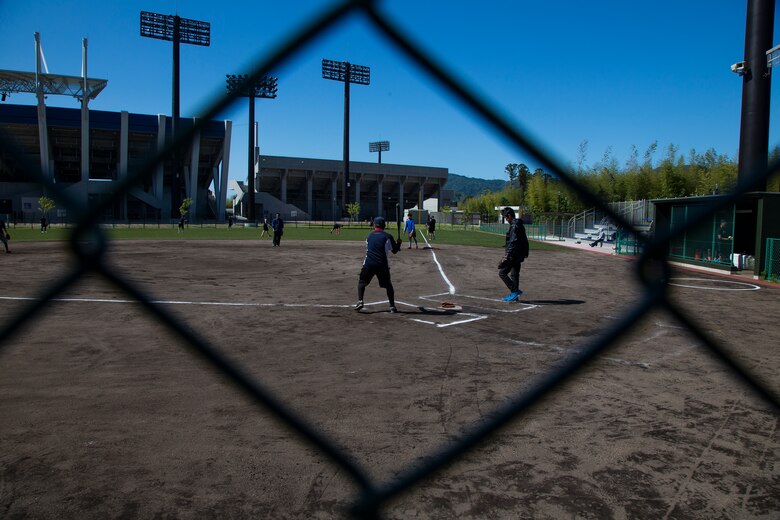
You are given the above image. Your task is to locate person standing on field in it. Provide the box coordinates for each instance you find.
[404,212,418,249]
[497,207,529,301]
[260,217,270,238]
[427,215,436,240]
[354,217,402,313]
[271,212,284,247]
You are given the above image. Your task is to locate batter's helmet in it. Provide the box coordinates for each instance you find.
[373,217,386,229]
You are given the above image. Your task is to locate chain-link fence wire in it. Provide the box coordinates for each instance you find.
[767,238,780,280]
[1,1,780,517]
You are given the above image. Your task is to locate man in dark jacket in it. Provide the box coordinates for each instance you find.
[271,213,284,247]
[497,207,529,301]
[355,217,403,313]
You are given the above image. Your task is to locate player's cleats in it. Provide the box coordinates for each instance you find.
[354,300,364,311]
[389,306,398,313]
[501,290,523,301]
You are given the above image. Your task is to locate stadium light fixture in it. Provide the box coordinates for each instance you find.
[322,59,370,215]
[369,140,389,164]
[140,10,210,218]
[226,74,278,223]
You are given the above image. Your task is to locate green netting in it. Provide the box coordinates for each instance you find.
[614,229,642,255]
[669,204,735,267]
[766,238,780,281]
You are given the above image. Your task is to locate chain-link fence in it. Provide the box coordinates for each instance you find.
[766,237,780,281]
[1,1,779,518]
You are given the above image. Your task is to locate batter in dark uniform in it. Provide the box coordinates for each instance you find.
[354,217,402,313]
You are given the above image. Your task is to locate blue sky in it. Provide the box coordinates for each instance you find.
[1,1,778,186]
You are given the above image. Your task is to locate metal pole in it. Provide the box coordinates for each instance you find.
[248,92,256,222]
[171,15,182,217]
[343,63,351,213]
[737,0,775,190]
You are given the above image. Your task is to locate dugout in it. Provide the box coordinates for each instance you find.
[652,193,780,278]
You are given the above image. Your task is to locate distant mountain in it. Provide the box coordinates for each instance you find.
[446,173,507,201]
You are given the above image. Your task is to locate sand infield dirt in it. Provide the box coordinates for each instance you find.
[1,239,778,519]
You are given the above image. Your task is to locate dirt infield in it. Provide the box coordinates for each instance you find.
[1,239,778,519]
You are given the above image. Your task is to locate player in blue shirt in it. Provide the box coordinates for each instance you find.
[354,217,403,313]
[404,212,418,249]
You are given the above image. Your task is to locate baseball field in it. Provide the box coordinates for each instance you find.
[0,231,778,519]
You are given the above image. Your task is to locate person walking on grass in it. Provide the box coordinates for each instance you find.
[427,215,436,240]
[404,212,418,249]
[260,217,270,238]
[354,217,402,313]
[497,207,529,302]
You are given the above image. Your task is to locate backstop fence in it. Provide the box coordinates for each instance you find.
[0,1,779,518]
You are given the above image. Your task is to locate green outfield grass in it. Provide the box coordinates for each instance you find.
[5,223,567,251]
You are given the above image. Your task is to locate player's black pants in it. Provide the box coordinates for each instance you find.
[499,261,522,293]
[358,265,395,306]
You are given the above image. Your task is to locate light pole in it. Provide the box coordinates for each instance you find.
[140,11,210,218]
[369,140,389,164]
[226,74,278,223]
[322,59,370,217]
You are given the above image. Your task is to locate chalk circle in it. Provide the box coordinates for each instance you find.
[668,278,760,291]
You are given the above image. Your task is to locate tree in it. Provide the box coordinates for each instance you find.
[38,195,56,218]
[346,202,361,222]
[517,164,530,204]
[504,163,519,187]
[179,198,193,218]
[576,140,589,175]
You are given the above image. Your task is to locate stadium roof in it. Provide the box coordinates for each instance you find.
[0,69,107,100]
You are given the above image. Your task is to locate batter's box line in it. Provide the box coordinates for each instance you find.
[396,300,488,328]
[418,292,538,314]
[359,299,488,328]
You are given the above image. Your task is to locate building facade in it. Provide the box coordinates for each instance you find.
[0,103,232,223]
[232,155,450,222]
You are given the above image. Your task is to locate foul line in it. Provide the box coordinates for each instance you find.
[420,232,456,294]
[0,296,351,308]
[668,277,760,291]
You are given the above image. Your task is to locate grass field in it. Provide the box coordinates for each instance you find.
[5,222,568,251]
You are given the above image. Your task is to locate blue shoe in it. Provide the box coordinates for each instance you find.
[502,290,523,302]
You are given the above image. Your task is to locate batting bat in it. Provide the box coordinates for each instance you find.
[396,203,401,240]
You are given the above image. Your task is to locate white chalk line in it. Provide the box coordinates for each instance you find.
[420,232,456,294]
[419,293,538,314]
[668,277,760,291]
[0,295,350,308]
[366,299,489,328]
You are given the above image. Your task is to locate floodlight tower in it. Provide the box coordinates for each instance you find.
[226,74,278,222]
[140,11,210,217]
[369,140,389,164]
[322,59,370,215]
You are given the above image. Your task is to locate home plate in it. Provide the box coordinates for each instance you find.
[393,300,487,328]
[438,301,463,311]
[418,292,537,314]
